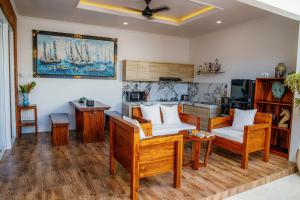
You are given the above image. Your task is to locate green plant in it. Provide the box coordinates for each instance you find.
[19,81,36,93]
[285,73,300,108]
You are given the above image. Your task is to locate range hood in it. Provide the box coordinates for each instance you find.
[159,77,182,82]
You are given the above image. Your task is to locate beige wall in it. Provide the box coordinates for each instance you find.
[190,15,299,95]
[17,16,189,133]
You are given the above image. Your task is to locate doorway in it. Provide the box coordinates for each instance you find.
[0,8,16,159]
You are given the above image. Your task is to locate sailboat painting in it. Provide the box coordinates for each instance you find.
[33,30,117,79]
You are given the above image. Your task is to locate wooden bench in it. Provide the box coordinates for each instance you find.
[50,113,70,146]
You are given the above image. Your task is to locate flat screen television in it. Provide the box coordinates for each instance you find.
[231,79,255,102]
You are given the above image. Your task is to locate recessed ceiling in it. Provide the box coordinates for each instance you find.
[14,0,272,37]
[77,0,222,26]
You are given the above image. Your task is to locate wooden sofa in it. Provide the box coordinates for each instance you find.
[109,113,183,200]
[132,104,200,137]
[209,109,272,169]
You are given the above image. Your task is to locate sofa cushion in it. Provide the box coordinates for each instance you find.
[232,109,257,131]
[140,104,162,124]
[123,116,146,139]
[152,123,196,137]
[160,104,181,125]
[211,126,244,143]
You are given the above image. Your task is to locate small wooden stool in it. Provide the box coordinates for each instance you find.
[50,113,69,146]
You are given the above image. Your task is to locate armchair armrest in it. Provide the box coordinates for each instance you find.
[140,122,152,137]
[209,116,233,131]
[179,112,200,130]
[132,116,151,123]
[245,123,270,131]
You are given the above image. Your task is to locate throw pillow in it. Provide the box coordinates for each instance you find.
[140,104,162,124]
[123,116,146,139]
[160,104,181,125]
[232,109,257,131]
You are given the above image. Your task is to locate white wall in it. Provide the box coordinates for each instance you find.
[238,0,300,21]
[17,16,189,133]
[290,23,300,162]
[190,15,299,95]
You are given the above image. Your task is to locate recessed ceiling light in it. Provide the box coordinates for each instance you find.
[217,20,222,24]
[123,22,128,25]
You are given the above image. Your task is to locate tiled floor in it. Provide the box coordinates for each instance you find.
[0,132,296,199]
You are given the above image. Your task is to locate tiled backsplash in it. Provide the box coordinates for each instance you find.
[122,81,228,103]
[188,82,227,104]
[122,82,188,101]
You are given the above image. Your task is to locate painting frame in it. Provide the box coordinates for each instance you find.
[32,30,118,79]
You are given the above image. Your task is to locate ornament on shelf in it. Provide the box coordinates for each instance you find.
[278,108,290,128]
[198,59,222,74]
[271,81,285,99]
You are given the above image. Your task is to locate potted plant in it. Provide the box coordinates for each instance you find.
[19,81,36,106]
[285,72,300,171]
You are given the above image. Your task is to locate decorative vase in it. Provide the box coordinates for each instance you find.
[275,63,287,78]
[297,148,300,172]
[22,93,29,107]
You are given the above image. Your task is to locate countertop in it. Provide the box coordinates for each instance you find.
[123,101,220,109]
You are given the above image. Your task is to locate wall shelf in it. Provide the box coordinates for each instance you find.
[197,71,225,75]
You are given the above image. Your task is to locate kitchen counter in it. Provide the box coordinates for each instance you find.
[123,101,220,109]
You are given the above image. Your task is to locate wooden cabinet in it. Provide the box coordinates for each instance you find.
[123,60,194,82]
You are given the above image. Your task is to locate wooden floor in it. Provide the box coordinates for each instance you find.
[0,132,296,200]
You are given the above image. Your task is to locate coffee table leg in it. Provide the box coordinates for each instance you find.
[192,141,201,170]
[204,140,212,167]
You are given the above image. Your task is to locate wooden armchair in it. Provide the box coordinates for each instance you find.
[132,104,200,136]
[209,109,272,169]
[109,114,183,200]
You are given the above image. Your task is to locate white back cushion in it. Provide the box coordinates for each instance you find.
[140,104,162,124]
[160,105,181,125]
[123,116,145,139]
[232,109,257,131]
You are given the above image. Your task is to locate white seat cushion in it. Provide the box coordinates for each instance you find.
[152,123,196,137]
[211,126,244,143]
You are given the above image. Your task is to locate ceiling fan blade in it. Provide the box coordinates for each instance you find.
[151,6,170,13]
[123,7,143,13]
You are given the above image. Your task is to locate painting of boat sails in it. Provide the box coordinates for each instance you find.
[33,30,117,79]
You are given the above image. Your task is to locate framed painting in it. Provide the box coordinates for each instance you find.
[32,30,117,79]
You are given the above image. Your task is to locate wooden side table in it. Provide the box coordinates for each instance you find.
[183,133,215,170]
[18,104,38,136]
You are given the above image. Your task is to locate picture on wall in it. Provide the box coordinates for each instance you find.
[32,30,117,79]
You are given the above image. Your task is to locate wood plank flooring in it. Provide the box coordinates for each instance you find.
[0,132,296,200]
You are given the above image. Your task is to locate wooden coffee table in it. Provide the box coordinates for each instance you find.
[183,132,215,170]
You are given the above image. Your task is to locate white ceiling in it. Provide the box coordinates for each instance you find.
[14,0,272,37]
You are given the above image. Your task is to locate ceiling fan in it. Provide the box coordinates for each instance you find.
[125,0,170,19]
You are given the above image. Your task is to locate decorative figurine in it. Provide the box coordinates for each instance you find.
[271,81,285,99]
[213,59,221,72]
[275,63,287,78]
[278,108,290,128]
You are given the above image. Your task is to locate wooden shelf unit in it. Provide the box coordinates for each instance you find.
[254,78,293,158]
[18,104,38,136]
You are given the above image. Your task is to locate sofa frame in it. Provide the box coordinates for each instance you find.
[109,114,183,200]
[209,109,272,169]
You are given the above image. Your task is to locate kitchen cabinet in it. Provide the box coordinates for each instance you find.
[123,60,194,82]
[183,104,220,131]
